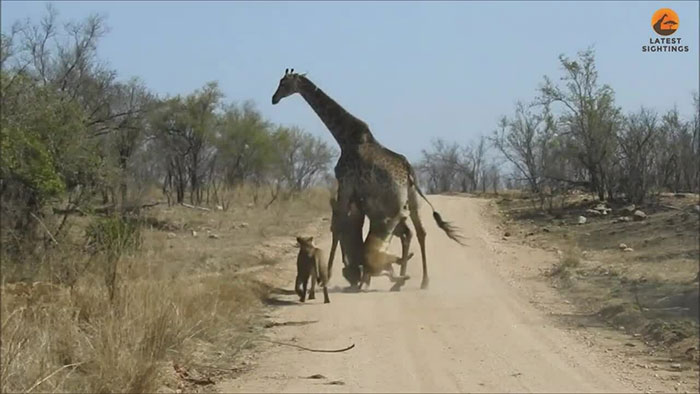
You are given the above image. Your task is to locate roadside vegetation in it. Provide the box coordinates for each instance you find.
[417,46,698,370]
[495,190,698,367]
[1,7,334,392]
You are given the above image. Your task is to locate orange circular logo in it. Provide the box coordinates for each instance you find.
[651,8,679,36]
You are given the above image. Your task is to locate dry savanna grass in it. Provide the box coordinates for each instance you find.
[1,185,331,393]
[494,190,699,363]
[545,240,582,284]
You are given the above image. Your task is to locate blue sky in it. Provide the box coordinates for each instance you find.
[2,1,698,162]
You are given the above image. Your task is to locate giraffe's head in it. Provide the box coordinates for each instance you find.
[272,68,303,105]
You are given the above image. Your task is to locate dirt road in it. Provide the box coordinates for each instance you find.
[217,196,642,393]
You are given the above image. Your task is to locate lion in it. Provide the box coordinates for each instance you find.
[329,197,413,291]
[360,217,414,291]
[295,236,330,304]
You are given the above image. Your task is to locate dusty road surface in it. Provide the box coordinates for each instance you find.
[218,196,641,393]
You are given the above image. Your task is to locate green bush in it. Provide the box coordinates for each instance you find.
[85,216,142,301]
[85,216,142,260]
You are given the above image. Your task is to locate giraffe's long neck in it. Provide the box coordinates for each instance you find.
[297,76,375,147]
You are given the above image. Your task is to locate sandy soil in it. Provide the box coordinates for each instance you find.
[216,196,692,393]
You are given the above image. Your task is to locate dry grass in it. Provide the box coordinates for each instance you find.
[545,240,582,284]
[1,185,331,393]
[1,272,268,392]
[494,191,699,363]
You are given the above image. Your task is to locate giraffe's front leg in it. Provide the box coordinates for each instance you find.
[327,198,341,281]
[336,188,364,289]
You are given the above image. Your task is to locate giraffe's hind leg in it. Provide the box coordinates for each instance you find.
[408,189,429,289]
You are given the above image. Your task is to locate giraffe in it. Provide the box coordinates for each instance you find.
[271,69,465,290]
[272,68,412,289]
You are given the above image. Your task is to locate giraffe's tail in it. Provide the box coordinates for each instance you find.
[409,170,467,246]
[432,211,467,246]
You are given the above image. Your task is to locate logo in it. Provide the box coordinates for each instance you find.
[642,7,688,53]
[651,8,679,36]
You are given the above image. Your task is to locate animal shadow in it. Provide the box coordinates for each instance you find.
[263,296,299,306]
[269,287,297,296]
[327,285,381,294]
[264,320,319,328]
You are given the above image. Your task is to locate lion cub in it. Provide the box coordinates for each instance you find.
[295,236,330,304]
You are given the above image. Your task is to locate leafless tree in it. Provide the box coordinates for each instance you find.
[491,102,556,194]
[417,138,463,193]
[616,108,660,203]
[463,136,487,192]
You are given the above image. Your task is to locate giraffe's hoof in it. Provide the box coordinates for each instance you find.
[390,282,404,292]
[342,266,361,286]
[420,278,429,290]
